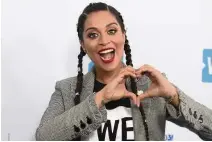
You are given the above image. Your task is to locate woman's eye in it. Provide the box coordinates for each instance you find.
[87,33,98,39]
[108,29,117,35]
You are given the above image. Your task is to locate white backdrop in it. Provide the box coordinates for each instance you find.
[1,0,212,140]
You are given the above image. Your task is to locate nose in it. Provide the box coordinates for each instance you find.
[99,33,110,46]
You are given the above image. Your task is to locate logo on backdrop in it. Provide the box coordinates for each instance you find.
[88,61,94,72]
[202,49,212,83]
[165,134,174,141]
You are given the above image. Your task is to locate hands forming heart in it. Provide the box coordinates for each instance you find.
[100,64,179,107]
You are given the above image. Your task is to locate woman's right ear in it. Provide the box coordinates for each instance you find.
[80,41,87,53]
[83,49,87,54]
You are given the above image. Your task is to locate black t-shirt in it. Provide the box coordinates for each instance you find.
[93,79,131,109]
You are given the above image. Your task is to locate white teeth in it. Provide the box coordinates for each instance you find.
[99,49,114,54]
[100,52,114,61]
[99,48,115,62]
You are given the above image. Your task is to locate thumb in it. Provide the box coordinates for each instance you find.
[125,91,137,105]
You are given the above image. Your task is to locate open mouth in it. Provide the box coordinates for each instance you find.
[98,48,115,63]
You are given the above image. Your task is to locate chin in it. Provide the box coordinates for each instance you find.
[99,60,122,72]
[92,52,123,72]
[101,66,117,72]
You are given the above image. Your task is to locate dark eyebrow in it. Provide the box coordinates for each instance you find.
[106,22,118,27]
[85,22,118,32]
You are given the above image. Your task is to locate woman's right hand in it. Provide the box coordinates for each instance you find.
[95,66,137,108]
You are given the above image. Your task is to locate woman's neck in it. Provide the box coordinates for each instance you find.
[95,62,123,84]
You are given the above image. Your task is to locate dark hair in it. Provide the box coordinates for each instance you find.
[75,2,149,140]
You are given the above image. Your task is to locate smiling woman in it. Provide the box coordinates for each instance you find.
[35,2,212,141]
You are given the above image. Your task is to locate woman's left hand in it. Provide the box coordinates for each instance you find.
[135,64,179,107]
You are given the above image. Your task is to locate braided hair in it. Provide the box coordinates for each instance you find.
[75,2,149,140]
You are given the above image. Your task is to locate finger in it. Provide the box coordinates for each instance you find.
[135,68,154,82]
[136,65,154,75]
[120,66,136,76]
[136,93,149,107]
[122,70,136,78]
[136,74,141,78]
[116,70,136,84]
[125,65,136,73]
[125,91,137,105]
[136,65,161,81]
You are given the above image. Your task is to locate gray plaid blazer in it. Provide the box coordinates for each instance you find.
[36,70,212,140]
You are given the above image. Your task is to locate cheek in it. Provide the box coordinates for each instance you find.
[83,40,99,60]
[84,40,98,53]
[113,36,125,54]
[113,32,125,46]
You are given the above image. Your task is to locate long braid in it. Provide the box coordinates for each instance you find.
[74,46,86,105]
[73,47,85,141]
[119,13,150,140]
[124,37,150,140]
[124,38,137,92]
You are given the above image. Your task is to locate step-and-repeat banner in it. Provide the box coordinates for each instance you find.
[2,0,212,140]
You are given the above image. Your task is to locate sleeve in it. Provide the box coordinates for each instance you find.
[35,81,107,141]
[166,84,212,140]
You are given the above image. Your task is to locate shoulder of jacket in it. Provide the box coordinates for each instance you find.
[56,71,94,90]
[55,76,77,91]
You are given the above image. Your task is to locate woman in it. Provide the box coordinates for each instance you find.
[36,2,212,141]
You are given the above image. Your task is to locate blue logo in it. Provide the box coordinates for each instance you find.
[165,134,174,141]
[88,61,94,72]
[202,49,212,83]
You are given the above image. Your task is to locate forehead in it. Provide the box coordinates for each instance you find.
[84,11,119,29]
